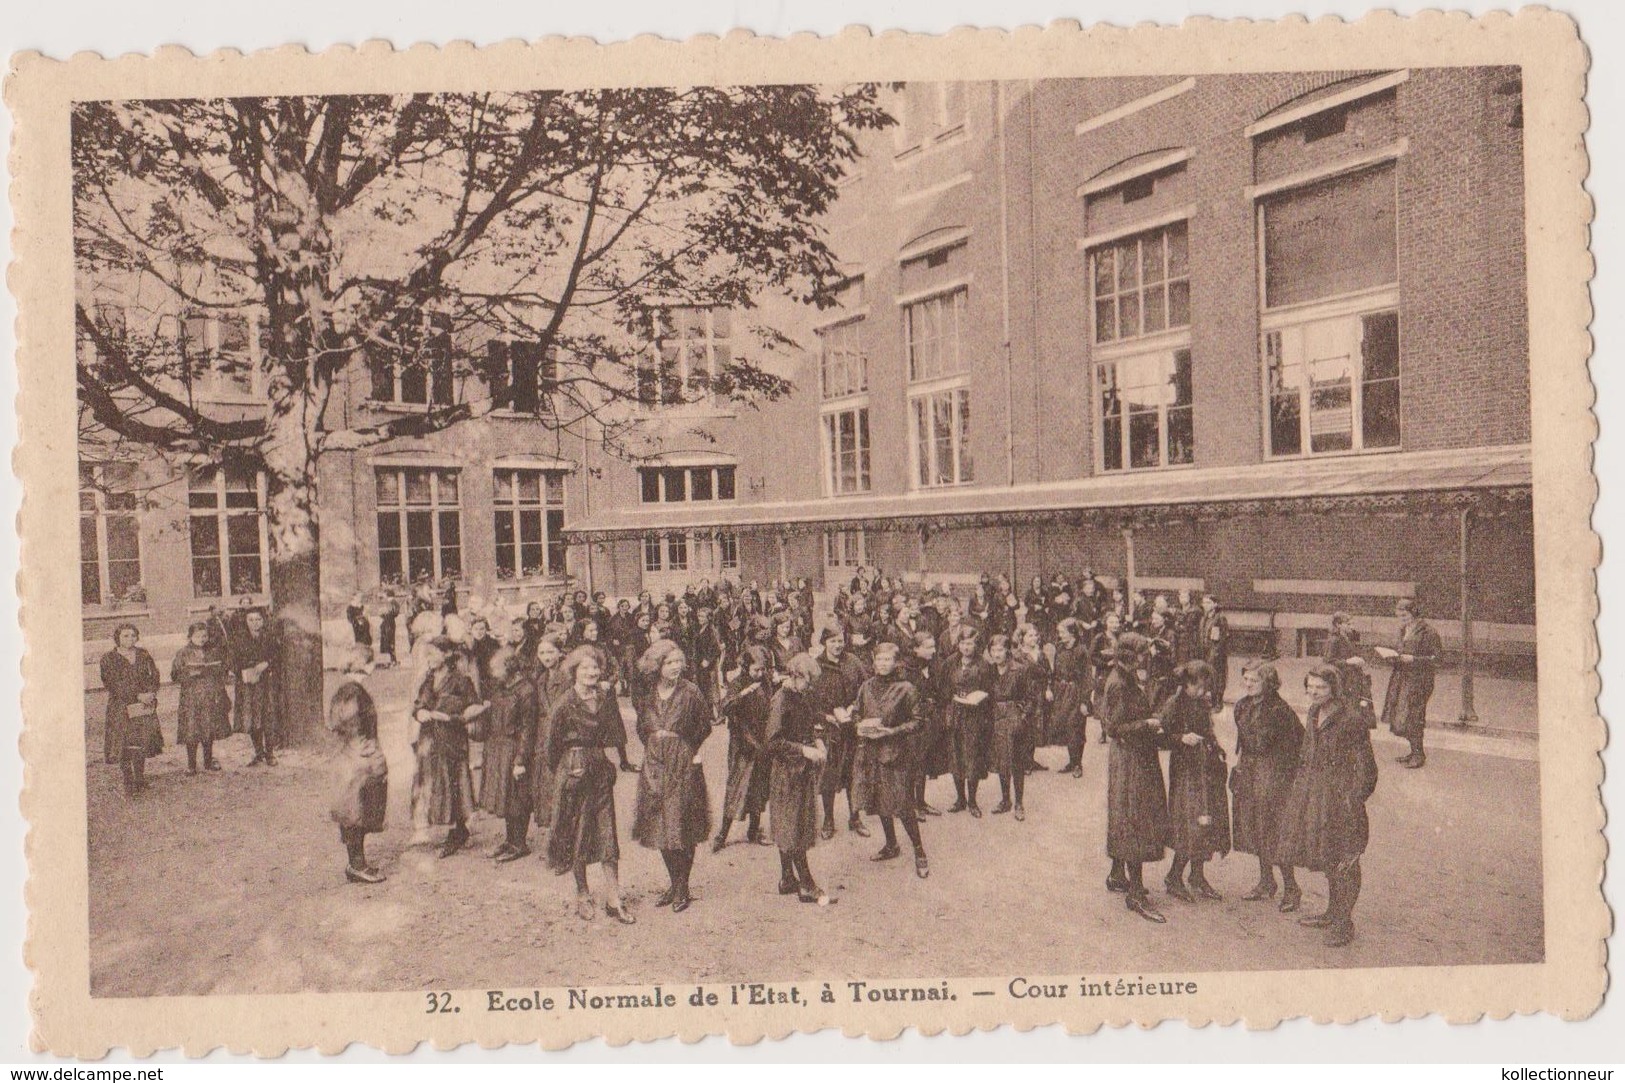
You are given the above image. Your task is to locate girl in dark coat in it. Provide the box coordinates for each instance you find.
[632,639,714,913]
[1197,596,1231,705]
[546,646,634,924]
[1278,664,1379,947]
[943,626,994,816]
[812,628,869,839]
[1160,661,1231,902]
[232,608,280,766]
[479,646,541,862]
[987,635,1039,821]
[327,651,387,884]
[99,623,160,794]
[1051,619,1092,777]
[1087,612,1123,745]
[1229,661,1305,911]
[767,654,833,903]
[851,642,930,878]
[529,635,569,831]
[904,632,947,818]
[713,646,775,850]
[410,636,480,858]
[1380,598,1443,769]
[1100,633,1170,923]
[172,621,229,774]
[378,597,400,666]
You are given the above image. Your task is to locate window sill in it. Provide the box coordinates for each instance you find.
[492,576,573,590]
[367,400,455,414]
[81,606,154,621]
[1098,462,1199,475]
[634,407,739,422]
[186,596,269,614]
[893,125,971,167]
[632,500,738,512]
[1264,446,1402,464]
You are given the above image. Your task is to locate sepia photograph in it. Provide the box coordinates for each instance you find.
[6,8,1602,1054]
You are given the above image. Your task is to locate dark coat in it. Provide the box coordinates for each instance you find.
[903,654,949,780]
[478,674,540,820]
[100,647,160,762]
[171,644,231,745]
[720,676,774,820]
[1380,618,1442,738]
[1101,663,1169,863]
[1198,610,1230,702]
[1229,690,1304,863]
[850,671,921,817]
[943,653,994,782]
[1278,699,1379,872]
[544,687,624,872]
[988,660,1039,778]
[529,662,572,827]
[766,685,825,852]
[329,679,388,834]
[410,667,477,827]
[812,650,867,798]
[631,680,714,850]
[230,630,279,741]
[1047,642,1091,741]
[1160,690,1231,859]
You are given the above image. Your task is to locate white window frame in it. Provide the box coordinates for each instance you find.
[818,316,868,400]
[369,312,456,408]
[824,529,867,571]
[79,462,144,608]
[820,403,872,496]
[187,464,271,600]
[894,82,971,160]
[640,305,733,411]
[902,287,969,383]
[1094,346,1196,473]
[492,468,567,581]
[175,309,262,402]
[1088,220,1191,347]
[719,532,740,573]
[374,467,463,585]
[637,464,737,504]
[1253,155,1402,460]
[908,383,974,489]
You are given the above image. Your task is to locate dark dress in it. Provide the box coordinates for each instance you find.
[530,662,572,828]
[1088,631,1118,717]
[328,679,387,834]
[720,676,774,820]
[1198,610,1231,703]
[1229,690,1304,864]
[1046,643,1090,746]
[346,604,373,648]
[171,644,231,746]
[988,661,1039,778]
[766,685,824,851]
[943,654,994,782]
[1160,690,1232,860]
[1101,663,1169,863]
[850,671,922,817]
[378,604,399,660]
[545,687,626,872]
[812,651,867,799]
[411,667,477,827]
[903,655,949,780]
[631,680,714,850]
[230,630,279,742]
[100,648,160,762]
[478,674,540,820]
[1380,619,1443,739]
[1278,699,1379,872]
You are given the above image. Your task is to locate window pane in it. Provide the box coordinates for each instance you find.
[691,467,714,502]
[1166,220,1189,277]
[1095,299,1116,344]
[377,513,401,552]
[662,468,687,502]
[399,364,428,404]
[1171,349,1193,408]
[1142,234,1165,284]
[858,410,872,491]
[640,470,661,503]
[519,510,544,576]
[1116,240,1139,292]
[1117,292,1140,339]
[404,470,431,506]
[108,556,142,600]
[644,536,663,572]
[668,534,688,571]
[915,398,931,487]
[1143,287,1166,333]
[192,556,223,598]
[1167,279,1191,328]
[717,466,736,501]
[375,471,399,507]
[370,350,396,401]
[494,470,514,504]
[1103,417,1124,471]
[545,509,566,575]
[406,510,433,550]
[226,513,261,559]
[1263,163,1397,309]
[494,513,516,576]
[516,470,540,505]
[190,515,221,558]
[711,308,730,338]
[1129,411,1161,469]
[1361,311,1401,382]
[1093,248,1115,298]
[1167,406,1194,466]
[932,394,954,485]
[437,471,459,505]
[438,511,461,550]
[229,555,263,596]
[545,472,565,505]
[440,544,462,579]
[1363,379,1401,449]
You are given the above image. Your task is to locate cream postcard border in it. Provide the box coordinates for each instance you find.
[5,10,1601,1056]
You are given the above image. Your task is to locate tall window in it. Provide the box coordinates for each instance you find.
[188,464,267,598]
[1259,161,1400,457]
[375,468,461,584]
[904,289,968,382]
[638,465,736,504]
[821,407,871,495]
[1097,349,1195,471]
[641,306,731,407]
[719,532,739,572]
[493,469,567,580]
[486,339,557,414]
[1089,219,1196,471]
[369,313,455,406]
[911,387,974,488]
[1091,221,1190,344]
[896,83,969,152]
[180,310,256,398]
[824,529,866,571]
[79,463,142,606]
[819,319,867,399]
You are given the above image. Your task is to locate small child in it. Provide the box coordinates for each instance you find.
[172,620,229,774]
[328,646,388,884]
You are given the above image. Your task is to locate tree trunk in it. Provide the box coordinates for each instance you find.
[265,455,325,746]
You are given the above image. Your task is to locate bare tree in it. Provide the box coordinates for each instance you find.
[73,86,892,739]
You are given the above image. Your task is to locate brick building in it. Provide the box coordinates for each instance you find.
[78,69,1534,682]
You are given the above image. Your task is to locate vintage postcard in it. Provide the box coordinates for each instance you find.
[4,9,1600,1056]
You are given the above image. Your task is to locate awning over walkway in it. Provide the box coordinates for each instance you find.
[562,444,1532,543]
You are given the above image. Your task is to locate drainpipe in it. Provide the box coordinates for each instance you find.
[1458,506,1478,723]
[999,81,1017,588]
